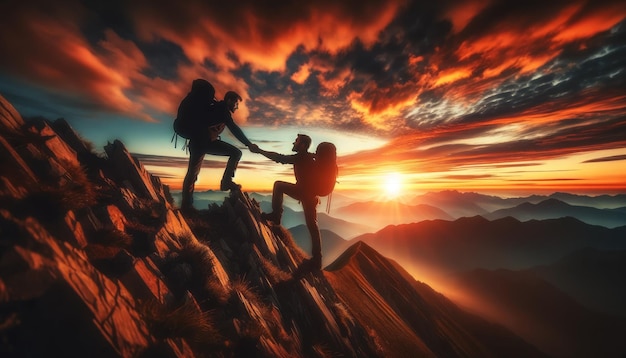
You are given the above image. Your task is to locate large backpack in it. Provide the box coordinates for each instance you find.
[172,79,219,146]
[312,142,338,196]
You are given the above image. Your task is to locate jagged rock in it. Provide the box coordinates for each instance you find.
[63,210,88,248]
[104,140,168,205]
[0,210,151,357]
[50,118,93,158]
[120,256,174,305]
[25,119,79,169]
[0,135,37,194]
[0,94,25,132]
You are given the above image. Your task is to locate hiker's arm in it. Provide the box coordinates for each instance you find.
[256,149,295,164]
[224,116,252,146]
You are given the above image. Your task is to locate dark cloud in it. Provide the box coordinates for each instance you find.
[583,155,626,163]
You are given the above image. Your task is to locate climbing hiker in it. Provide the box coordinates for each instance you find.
[176,79,258,211]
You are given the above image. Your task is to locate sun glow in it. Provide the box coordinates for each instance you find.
[383,172,403,198]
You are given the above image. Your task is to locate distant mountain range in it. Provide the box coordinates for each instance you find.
[412,190,626,212]
[485,198,626,228]
[348,216,626,274]
[334,200,453,228]
[175,189,626,234]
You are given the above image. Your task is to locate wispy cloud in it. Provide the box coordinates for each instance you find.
[1,0,625,191]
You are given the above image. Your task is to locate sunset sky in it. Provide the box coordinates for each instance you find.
[1,0,625,195]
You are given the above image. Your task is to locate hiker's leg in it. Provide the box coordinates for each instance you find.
[272,180,296,214]
[205,140,242,183]
[182,145,205,207]
[302,196,321,261]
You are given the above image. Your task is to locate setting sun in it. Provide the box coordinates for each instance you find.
[383,172,403,198]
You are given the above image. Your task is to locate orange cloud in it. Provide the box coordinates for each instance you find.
[132,1,406,73]
[554,4,626,42]
[0,3,158,121]
[291,64,311,85]
[444,0,491,33]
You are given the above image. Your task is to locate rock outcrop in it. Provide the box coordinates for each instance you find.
[0,94,379,357]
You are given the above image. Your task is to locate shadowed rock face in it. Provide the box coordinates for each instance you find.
[0,94,380,357]
[0,94,543,357]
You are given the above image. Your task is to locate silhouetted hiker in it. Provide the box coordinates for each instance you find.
[177,79,258,211]
[251,134,322,271]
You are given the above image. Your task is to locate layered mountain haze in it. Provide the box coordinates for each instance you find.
[485,198,626,228]
[1,95,552,356]
[334,200,453,229]
[349,216,626,275]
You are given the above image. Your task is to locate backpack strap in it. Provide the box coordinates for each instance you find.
[171,131,178,148]
[325,192,333,213]
[171,132,190,154]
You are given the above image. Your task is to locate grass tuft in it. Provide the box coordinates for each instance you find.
[141,299,222,344]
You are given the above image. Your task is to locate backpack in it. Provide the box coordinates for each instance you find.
[171,79,222,148]
[312,142,338,196]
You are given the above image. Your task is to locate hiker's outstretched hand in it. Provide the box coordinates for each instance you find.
[248,144,260,153]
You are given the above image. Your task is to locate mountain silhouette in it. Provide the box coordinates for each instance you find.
[347,215,626,274]
[486,198,626,228]
[325,242,546,358]
[549,192,626,209]
[453,268,626,358]
[411,190,626,220]
[335,200,452,228]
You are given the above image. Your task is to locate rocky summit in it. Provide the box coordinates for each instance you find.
[0,94,544,357]
[0,94,380,357]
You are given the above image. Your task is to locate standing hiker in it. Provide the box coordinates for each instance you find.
[177,79,258,210]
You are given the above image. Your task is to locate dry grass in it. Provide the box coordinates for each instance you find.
[333,302,355,328]
[58,159,97,209]
[258,255,291,284]
[274,226,307,262]
[141,299,222,345]
[16,160,97,222]
[92,228,133,248]
[176,239,231,304]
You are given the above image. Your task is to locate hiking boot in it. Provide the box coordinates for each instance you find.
[220,179,241,191]
[261,211,282,225]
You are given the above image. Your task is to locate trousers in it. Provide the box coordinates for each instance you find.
[272,181,321,258]
[182,139,242,205]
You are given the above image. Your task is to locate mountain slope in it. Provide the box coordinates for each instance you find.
[325,242,545,358]
[530,248,626,317]
[452,268,626,358]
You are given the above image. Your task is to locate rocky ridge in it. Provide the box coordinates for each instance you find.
[0,94,378,357]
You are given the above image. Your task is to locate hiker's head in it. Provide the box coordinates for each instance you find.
[191,79,215,98]
[292,134,311,153]
[224,91,242,113]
